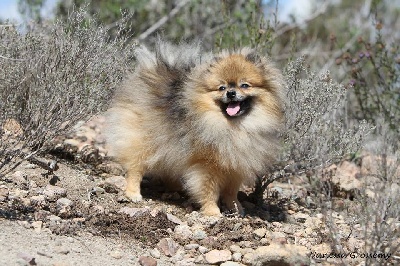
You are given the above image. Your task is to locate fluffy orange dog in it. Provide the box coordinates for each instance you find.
[106,41,285,216]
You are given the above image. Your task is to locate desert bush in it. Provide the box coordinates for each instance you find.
[282,57,370,167]
[336,21,400,138]
[0,8,134,173]
[317,121,400,266]
[359,126,400,265]
[255,56,371,193]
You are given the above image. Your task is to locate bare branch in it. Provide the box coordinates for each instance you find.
[137,0,190,41]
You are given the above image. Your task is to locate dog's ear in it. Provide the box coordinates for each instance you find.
[244,50,262,65]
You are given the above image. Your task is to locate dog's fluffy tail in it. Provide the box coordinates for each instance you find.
[136,40,203,70]
[129,40,213,119]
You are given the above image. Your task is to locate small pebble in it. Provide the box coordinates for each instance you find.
[232,252,242,262]
[184,243,199,250]
[198,246,209,254]
[138,256,157,266]
[150,248,161,259]
[110,250,123,259]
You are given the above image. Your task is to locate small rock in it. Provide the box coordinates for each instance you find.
[260,238,270,245]
[174,224,193,239]
[204,249,232,264]
[167,213,183,224]
[221,262,245,266]
[229,245,242,253]
[200,236,218,248]
[195,255,205,263]
[272,237,287,245]
[30,195,47,207]
[91,186,105,196]
[34,210,51,221]
[0,185,9,201]
[18,221,32,229]
[72,217,85,224]
[332,161,362,197]
[192,229,207,240]
[37,251,53,258]
[42,185,67,201]
[138,255,157,266]
[198,246,209,254]
[110,250,123,259]
[292,213,309,223]
[157,238,179,257]
[232,252,242,262]
[99,175,126,193]
[241,248,254,255]
[17,252,36,265]
[271,231,286,239]
[177,258,196,266]
[186,211,219,226]
[150,248,161,259]
[31,221,42,233]
[271,222,282,228]
[239,241,253,248]
[55,246,70,255]
[48,215,62,222]
[64,138,80,148]
[171,249,185,262]
[118,207,149,217]
[184,243,199,250]
[24,163,37,169]
[56,198,74,216]
[11,171,27,185]
[8,188,28,199]
[253,228,267,239]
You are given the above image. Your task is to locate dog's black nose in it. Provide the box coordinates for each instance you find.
[227,90,236,99]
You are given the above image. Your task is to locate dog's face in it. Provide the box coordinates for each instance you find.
[203,54,270,118]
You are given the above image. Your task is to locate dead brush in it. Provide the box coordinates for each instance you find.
[0,8,134,175]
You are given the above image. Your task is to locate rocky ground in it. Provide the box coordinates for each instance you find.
[1,116,399,266]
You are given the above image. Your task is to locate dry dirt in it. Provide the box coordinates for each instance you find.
[0,116,398,266]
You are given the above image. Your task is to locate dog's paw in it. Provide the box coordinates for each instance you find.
[201,206,223,217]
[125,190,143,202]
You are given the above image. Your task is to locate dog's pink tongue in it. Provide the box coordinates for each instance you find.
[226,102,240,116]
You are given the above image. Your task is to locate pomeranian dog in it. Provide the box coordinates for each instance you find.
[105,40,285,216]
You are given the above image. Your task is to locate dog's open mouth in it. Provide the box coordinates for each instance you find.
[222,98,252,117]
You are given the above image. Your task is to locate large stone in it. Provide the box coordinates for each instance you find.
[331,161,362,198]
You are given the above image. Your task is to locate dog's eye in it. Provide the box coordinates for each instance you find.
[218,85,226,91]
[240,83,250,89]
